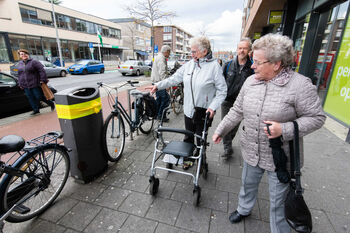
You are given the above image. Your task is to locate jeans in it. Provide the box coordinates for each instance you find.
[221,101,240,151]
[24,87,53,112]
[155,89,170,119]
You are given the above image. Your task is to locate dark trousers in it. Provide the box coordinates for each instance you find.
[156,89,170,119]
[24,87,54,112]
[221,101,240,151]
[184,115,205,146]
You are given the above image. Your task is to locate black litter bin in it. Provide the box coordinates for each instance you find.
[55,86,107,183]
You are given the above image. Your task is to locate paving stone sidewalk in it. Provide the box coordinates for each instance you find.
[4,108,350,233]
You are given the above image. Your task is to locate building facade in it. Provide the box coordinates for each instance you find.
[109,18,151,61]
[242,0,350,138]
[153,25,192,59]
[0,0,125,63]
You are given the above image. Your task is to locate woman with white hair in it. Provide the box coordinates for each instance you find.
[151,36,227,168]
[212,34,325,232]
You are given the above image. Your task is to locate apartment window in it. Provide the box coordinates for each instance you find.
[164,26,172,32]
[109,28,121,39]
[86,22,96,34]
[163,34,172,41]
[20,4,53,26]
[102,26,109,37]
[136,37,144,46]
[76,19,87,32]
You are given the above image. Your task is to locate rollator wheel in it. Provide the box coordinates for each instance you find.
[149,177,159,195]
[193,186,201,206]
[166,163,173,169]
[202,163,208,180]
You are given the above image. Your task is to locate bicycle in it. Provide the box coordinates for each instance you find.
[0,131,70,231]
[169,83,184,115]
[97,81,155,162]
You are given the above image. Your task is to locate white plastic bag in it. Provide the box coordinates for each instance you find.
[163,154,183,165]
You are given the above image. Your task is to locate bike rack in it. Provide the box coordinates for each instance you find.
[126,87,138,140]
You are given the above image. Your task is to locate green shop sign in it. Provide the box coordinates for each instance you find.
[324,14,350,127]
[268,10,284,24]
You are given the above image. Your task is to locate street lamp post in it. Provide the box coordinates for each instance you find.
[51,1,63,67]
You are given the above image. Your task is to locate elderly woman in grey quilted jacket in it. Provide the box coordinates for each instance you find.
[212,34,326,233]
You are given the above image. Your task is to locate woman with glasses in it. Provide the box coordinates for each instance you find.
[212,34,325,233]
[151,36,227,169]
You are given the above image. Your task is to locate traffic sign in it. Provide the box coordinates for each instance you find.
[88,42,93,48]
[154,45,158,53]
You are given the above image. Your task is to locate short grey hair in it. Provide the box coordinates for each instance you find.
[240,37,252,50]
[190,36,211,53]
[252,33,295,67]
[161,45,171,53]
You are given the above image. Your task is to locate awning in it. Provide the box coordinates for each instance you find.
[135,50,148,56]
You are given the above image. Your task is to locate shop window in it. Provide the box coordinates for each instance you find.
[312,1,349,91]
[9,34,27,61]
[27,37,42,56]
[0,35,9,62]
[293,13,310,72]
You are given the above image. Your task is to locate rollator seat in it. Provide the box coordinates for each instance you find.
[162,141,196,157]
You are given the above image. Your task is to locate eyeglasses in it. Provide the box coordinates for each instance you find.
[253,60,270,66]
[191,50,198,54]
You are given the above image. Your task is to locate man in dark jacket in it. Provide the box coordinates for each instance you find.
[220,38,254,159]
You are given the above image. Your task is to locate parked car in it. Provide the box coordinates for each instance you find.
[67,60,105,75]
[118,60,151,76]
[0,72,56,118]
[10,60,67,78]
[144,60,153,67]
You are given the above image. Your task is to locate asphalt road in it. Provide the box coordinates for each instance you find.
[49,70,142,92]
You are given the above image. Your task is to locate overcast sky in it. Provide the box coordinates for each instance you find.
[60,0,245,52]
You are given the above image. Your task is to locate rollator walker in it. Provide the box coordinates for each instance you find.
[149,109,211,206]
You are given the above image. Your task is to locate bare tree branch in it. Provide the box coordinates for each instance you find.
[125,0,176,58]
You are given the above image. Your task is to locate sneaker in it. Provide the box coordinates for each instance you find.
[220,148,233,159]
[30,111,40,115]
[182,161,193,170]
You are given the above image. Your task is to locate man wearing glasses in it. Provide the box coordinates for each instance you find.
[220,38,254,159]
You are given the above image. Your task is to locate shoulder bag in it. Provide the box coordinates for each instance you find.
[284,121,312,233]
[41,83,54,100]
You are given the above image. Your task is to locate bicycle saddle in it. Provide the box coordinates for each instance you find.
[130,89,149,97]
[0,135,25,153]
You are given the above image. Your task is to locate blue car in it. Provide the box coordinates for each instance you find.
[67,60,105,75]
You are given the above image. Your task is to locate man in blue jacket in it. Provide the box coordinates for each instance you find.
[220,38,254,159]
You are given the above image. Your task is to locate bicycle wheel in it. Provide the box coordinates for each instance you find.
[139,102,154,134]
[0,145,70,223]
[172,88,183,114]
[103,113,126,162]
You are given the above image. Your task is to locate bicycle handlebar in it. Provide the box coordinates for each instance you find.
[97,80,140,90]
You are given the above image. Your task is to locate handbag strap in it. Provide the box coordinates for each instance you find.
[190,64,197,108]
[291,121,303,194]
